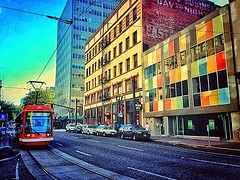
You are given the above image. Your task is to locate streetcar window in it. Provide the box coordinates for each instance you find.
[25,112,52,133]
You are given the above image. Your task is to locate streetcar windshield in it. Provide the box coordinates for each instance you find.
[25,112,52,133]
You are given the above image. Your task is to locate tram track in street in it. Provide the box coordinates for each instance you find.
[20,146,134,180]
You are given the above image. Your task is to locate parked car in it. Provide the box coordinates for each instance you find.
[119,124,150,141]
[65,123,75,132]
[96,125,117,137]
[82,124,97,135]
[74,124,83,133]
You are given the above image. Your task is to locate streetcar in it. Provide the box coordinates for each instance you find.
[15,104,54,147]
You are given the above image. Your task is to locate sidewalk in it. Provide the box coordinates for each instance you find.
[151,135,240,154]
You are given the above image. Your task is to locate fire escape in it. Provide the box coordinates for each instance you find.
[100,22,112,123]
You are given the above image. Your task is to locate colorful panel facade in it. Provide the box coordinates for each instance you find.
[190,14,230,107]
[143,9,233,113]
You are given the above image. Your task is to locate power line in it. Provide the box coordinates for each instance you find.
[0,5,72,24]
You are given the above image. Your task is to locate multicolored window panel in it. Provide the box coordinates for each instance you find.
[191,14,230,107]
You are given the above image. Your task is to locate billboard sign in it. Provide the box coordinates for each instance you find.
[142,0,217,49]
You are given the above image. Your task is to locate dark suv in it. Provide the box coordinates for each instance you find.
[119,124,150,141]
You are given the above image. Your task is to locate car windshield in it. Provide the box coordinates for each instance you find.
[131,125,145,130]
[25,112,52,133]
[88,125,97,128]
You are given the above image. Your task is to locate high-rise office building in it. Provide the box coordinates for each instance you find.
[55,0,121,119]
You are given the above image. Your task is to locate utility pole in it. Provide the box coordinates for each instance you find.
[132,76,136,125]
[75,98,78,125]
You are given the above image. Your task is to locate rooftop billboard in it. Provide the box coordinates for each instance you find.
[143,0,218,50]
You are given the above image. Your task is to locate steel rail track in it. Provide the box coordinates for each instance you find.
[48,145,116,180]
[25,146,132,180]
[26,149,58,180]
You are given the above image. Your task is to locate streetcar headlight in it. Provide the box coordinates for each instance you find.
[46,133,52,136]
[24,134,31,137]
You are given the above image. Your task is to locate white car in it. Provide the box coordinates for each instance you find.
[65,124,75,132]
[82,124,97,135]
[96,125,117,137]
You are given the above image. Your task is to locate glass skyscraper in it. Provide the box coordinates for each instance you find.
[55,0,121,118]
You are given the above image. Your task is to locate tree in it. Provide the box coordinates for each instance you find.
[23,89,55,106]
[0,100,21,120]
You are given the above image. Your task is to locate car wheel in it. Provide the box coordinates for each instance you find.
[133,134,136,141]
[120,133,124,139]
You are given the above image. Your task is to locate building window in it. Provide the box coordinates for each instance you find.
[133,31,137,45]
[198,42,206,59]
[149,88,157,102]
[126,36,130,50]
[207,38,214,56]
[97,75,100,86]
[119,42,123,55]
[180,51,186,66]
[113,84,118,96]
[215,34,225,53]
[133,53,138,68]
[114,27,117,38]
[119,62,123,75]
[191,45,199,62]
[108,69,111,80]
[108,51,111,62]
[113,46,117,58]
[98,59,101,69]
[113,65,117,77]
[158,87,163,100]
[119,21,122,33]
[108,32,111,43]
[118,82,122,94]
[133,7,137,21]
[126,14,130,27]
[126,79,131,92]
[126,58,130,71]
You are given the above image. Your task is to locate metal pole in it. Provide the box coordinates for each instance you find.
[207,125,211,146]
[75,98,78,125]
[132,76,136,125]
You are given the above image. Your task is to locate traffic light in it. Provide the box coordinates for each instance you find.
[136,112,139,120]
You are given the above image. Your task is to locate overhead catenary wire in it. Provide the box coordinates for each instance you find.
[0,5,72,23]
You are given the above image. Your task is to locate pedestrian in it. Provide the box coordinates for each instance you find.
[145,122,150,131]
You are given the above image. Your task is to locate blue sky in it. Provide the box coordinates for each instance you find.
[0,0,229,105]
[0,0,67,105]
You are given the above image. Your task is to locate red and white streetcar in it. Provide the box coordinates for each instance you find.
[15,104,54,147]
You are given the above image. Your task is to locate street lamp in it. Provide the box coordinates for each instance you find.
[116,95,123,131]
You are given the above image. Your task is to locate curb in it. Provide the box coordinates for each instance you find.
[152,139,240,153]
[0,152,20,162]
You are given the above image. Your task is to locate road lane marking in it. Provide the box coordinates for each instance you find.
[15,162,19,180]
[189,158,240,168]
[118,145,144,152]
[128,167,175,180]
[76,150,92,157]
[56,143,63,146]
[87,139,99,143]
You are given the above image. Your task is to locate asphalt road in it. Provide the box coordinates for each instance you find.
[51,131,240,180]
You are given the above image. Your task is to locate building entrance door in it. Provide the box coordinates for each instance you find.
[220,113,233,141]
